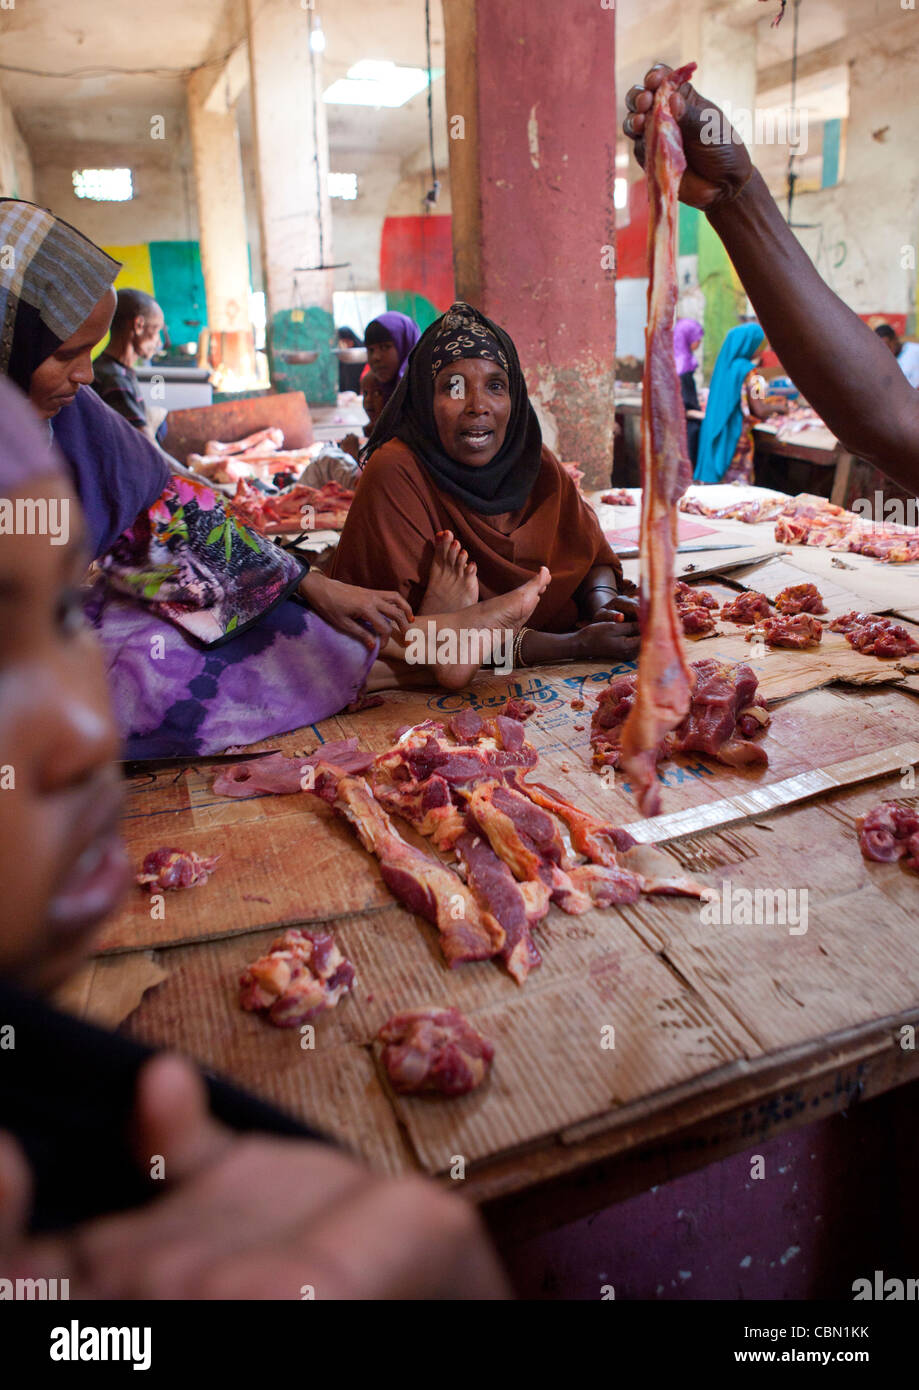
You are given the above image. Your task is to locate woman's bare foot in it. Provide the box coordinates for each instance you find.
[418,531,479,614]
[388,566,550,690]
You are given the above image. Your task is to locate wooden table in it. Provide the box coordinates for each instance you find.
[616,394,856,507]
[752,424,857,508]
[72,500,919,1242]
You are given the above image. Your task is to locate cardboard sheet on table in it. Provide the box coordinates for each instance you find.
[122,922,411,1176]
[122,903,749,1175]
[99,769,394,953]
[53,951,168,1028]
[689,622,919,703]
[623,782,919,1056]
[717,554,896,620]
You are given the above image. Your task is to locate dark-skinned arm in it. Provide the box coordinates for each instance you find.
[624,65,919,488]
[575,563,622,619]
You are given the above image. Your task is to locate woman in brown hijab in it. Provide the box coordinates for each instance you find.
[330,303,639,667]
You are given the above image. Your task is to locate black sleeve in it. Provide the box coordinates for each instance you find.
[0,979,328,1234]
[680,370,700,413]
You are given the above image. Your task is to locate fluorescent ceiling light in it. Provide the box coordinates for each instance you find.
[323,59,442,108]
[72,168,134,202]
[328,171,358,200]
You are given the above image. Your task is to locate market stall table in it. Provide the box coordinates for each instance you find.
[64,488,919,1242]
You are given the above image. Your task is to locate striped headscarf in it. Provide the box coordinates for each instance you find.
[0,200,120,393]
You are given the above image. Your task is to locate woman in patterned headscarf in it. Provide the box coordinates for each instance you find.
[0,201,416,753]
[331,302,639,666]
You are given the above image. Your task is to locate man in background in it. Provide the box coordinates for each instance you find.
[92,288,165,438]
[875,322,919,389]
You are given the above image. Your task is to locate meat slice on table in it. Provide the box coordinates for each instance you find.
[856,802,919,872]
[774,583,827,616]
[617,63,698,817]
[446,708,530,753]
[500,697,536,722]
[372,772,466,852]
[512,777,636,866]
[721,591,772,624]
[828,612,919,658]
[137,846,219,891]
[311,765,505,966]
[601,489,636,506]
[465,782,640,914]
[373,723,536,791]
[455,830,550,984]
[377,1007,494,1098]
[592,659,770,773]
[239,928,356,1028]
[212,740,374,799]
[749,613,823,649]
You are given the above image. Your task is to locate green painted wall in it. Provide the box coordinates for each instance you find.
[698,218,747,377]
[267,306,337,404]
[386,290,441,333]
[679,204,700,257]
[147,241,208,349]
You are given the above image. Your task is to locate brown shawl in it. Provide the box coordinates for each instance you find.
[329,439,620,633]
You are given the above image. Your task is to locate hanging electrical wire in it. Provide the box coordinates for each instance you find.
[424,0,440,208]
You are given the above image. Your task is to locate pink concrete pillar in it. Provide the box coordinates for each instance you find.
[443,0,617,488]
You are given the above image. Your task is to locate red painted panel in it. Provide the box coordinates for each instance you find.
[616,179,649,281]
[474,0,616,368]
[379,215,454,310]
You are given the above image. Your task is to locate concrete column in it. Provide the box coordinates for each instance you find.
[443,0,617,489]
[186,66,256,379]
[691,2,759,374]
[246,0,336,403]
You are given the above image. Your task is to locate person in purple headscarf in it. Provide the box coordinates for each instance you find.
[362,311,421,426]
[674,317,705,467]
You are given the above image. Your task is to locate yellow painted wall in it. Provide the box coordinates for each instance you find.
[92,243,155,357]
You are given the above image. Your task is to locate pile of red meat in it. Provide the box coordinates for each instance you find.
[240,928,356,1027]
[376,1008,494,1097]
[675,581,718,636]
[828,612,919,658]
[591,658,771,775]
[721,591,772,624]
[601,489,636,507]
[227,478,355,533]
[856,802,919,873]
[748,613,823,649]
[137,846,219,891]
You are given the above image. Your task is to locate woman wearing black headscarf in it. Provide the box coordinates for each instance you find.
[331,303,639,665]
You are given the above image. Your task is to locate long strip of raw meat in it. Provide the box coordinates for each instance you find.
[618,62,697,818]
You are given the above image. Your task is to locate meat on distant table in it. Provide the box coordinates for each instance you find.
[239,928,356,1027]
[828,612,919,658]
[856,802,919,872]
[749,613,823,649]
[774,583,827,616]
[601,489,636,506]
[377,1007,494,1097]
[136,846,219,891]
[721,591,772,624]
